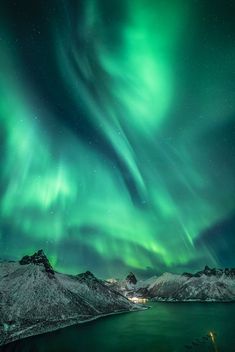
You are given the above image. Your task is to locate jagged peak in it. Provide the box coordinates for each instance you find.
[19,249,54,275]
[182,266,235,278]
[77,270,97,282]
[84,271,95,278]
[126,272,137,285]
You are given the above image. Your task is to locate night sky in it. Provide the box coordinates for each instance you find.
[0,0,235,278]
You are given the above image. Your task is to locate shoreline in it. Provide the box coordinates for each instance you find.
[152,298,235,303]
[0,305,148,348]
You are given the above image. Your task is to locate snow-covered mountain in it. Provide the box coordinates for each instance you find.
[149,266,235,302]
[105,272,158,298]
[0,250,143,346]
[106,272,139,294]
[1,250,234,346]
[107,266,235,302]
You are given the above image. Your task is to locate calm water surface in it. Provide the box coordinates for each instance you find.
[1,303,235,352]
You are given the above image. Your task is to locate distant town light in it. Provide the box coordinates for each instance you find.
[129,297,148,303]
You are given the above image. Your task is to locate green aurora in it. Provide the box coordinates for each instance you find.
[0,0,235,277]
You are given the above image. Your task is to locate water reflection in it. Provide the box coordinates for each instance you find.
[184,331,219,351]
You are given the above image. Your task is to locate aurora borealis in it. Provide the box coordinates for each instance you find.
[0,0,235,278]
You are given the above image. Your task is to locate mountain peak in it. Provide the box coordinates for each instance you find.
[19,249,54,275]
[182,266,235,278]
[126,272,137,285]
[77,271,97,282]
[84,271,95,279]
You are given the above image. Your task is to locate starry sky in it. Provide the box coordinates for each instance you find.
[0,0,235,278]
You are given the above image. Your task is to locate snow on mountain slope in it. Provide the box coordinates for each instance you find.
[148,273,188,299]
[136,276,159,289]
[106,267,235,302]
[57,271,135,313]
[105,272,138,295]
[149,268,235,302]
[105,273,159,299]
[169,274,235,301]
[0,263,96,321]
[0,250,142,346]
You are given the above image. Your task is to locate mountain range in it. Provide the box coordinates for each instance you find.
[1,250,235,347]
[0,250,143,346]
[106,266,235,302]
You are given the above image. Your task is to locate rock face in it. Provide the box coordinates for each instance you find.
[126,272,137,285]
[105,272,140,296]
[0,251,143,347]
[105,274,158,298]
[19,249,54,275]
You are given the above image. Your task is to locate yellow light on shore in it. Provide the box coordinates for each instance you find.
[129,297,148,303]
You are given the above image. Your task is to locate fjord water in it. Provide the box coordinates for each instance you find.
[2,303,235,352]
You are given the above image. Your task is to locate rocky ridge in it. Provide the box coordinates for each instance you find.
[19,249,54,275]
[107,266,235,302]
[0,250,144,346]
